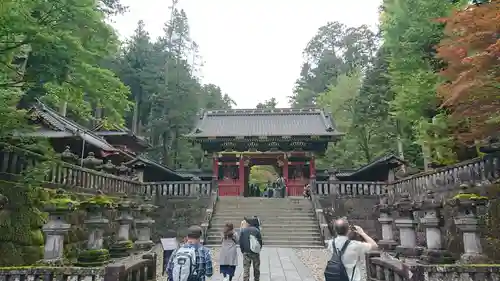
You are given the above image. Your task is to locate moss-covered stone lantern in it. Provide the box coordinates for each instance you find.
[109,194,136,258]
[447,184,488,264]
[134,197,157,250]
[0,193,8,210]
[42,189,79,262]
[77,191,114,266]
[60,146,78,163]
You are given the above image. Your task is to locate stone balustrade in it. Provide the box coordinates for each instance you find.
[0,143,213,198]
[143,181,212,197]
[315,181,388,196]
[390,153,500,198]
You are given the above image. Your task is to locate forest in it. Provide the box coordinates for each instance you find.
[1,0,498,172]
[0,0,498,265]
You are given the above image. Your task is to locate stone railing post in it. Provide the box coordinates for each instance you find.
[374,194,397,250]
[394,193,421,257]
[447,184,488,264]
[42,189,78,262]
[418,190,453,264]
[110,194,135,258]
[78,191,113,266]
[134,197,157,250]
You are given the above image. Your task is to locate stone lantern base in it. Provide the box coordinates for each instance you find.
[457,253,489,264]
[395,245,423,258]
[110,239,134,258]
[77,249,110,267]
[378,240,398,251]
[420,249,455,264]
[134,240,154,250]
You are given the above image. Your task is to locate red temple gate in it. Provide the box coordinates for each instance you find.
[212,152,317,196]
[185,108,342,197]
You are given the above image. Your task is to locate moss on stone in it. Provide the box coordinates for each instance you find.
[77,249,110,267]
[452,193,488,200]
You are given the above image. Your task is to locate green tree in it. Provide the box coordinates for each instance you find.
[256,98,278,109]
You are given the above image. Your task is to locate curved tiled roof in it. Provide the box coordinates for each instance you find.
[186,108,343,138]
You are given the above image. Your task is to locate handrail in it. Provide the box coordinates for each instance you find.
[201,180,218,244]
[366,252,411,281]
[310,179,332,244]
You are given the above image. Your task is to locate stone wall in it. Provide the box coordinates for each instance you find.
[319,195,380,239]
[151,196,211,241]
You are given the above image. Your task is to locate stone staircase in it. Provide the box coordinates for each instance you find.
[206,197,324,248]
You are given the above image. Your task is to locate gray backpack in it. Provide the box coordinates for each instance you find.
[171,246,199,281]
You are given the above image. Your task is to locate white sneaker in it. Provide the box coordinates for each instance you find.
[223,276,229,281]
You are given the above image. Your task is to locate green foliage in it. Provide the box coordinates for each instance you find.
[249,166,278,190]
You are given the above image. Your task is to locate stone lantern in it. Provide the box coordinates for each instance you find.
[373,194,397,250]
[42,189,78,262]
[134,197,157,250]
[394,193,421,257]
[102,159,117,175]
[418,190,454,264]
[109,194,136,258]
[60,146,78,163]
[447,184,488,264]
[82,152,103,170]
[77,191,114,266]
[116,163,130,177]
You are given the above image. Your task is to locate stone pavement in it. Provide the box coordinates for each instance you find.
[207,247,317,281]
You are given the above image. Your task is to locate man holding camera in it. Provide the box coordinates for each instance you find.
[325,219,378,281]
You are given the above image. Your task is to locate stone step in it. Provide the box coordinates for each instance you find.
[211,215,315,221]
[204,238,324,247]
[206,232,322,239]
[209,222,319,228]
[206,244,325,248]
[205,235,323,243]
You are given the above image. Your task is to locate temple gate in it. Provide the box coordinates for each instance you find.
[186,108,342,196]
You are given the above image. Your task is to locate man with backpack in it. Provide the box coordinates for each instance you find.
[239,218,263,281]
[324,219,378,281]
[167,225,213,281]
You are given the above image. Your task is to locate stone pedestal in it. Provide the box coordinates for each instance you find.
[374,195,397,250]
[419,190,453,264]
[110,195,135,258]
[447,184,489,264]
[134,201,157,250]
[42,214,71,261]
[394,193,422,257]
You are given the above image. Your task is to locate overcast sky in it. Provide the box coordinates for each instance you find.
[111,0,381,108]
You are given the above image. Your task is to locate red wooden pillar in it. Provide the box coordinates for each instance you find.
[309,155,316,179]
[283,153,289,195]
[238,156,245,196]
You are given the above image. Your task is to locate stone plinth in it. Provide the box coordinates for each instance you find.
[418,190,453,264]
[394,193,422,257]
[42,214,72,261]
[110,194,135,258]
[374,195,397,250]
[134,201,157,250]
[447,184,488,264]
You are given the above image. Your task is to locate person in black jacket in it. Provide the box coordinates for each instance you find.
[239,219,263,281]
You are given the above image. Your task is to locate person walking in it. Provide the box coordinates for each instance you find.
[239,218,263,281]
[324,219,378,281]
[219,223,239,281]
[167,225,213,281]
